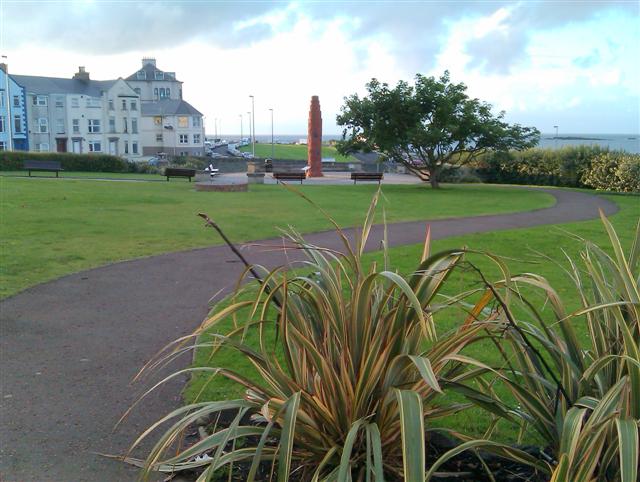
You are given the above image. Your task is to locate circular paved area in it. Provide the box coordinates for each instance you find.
[0,187,618,481]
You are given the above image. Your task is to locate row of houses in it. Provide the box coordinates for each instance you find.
[0,58,205,159]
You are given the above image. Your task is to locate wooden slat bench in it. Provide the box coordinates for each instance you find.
[23,160,64,178]
[165,168,196,182]
[351,172,383,184]
[273,172,306,184]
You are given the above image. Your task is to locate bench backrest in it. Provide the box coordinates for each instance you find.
[351,172,383,178]
[24,160,62,170]
[274,172,305,178]
[165,168,196,176]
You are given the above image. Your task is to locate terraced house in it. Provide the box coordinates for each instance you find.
[0,63,28,151]
[5,59,204,159]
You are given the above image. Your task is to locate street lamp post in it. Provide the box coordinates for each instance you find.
[269,108,274,159]
[247,111,251,150]
[553,125,559,148]
[249,95,255,157]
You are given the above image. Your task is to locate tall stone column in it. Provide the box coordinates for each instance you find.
[307,95,323,177]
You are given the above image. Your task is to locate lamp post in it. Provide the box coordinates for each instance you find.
[249,95,255,157]
[553,125,558,148]
[239,114,243,142]
[269,108,274,159]
[247,111,251,150]
[2,55,13,151]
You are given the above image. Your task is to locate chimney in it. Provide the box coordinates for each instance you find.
[142,57,156,67]
[0,63,7,74]
[73,66,90,81]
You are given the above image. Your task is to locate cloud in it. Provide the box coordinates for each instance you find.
[6,0,634,75]
[573,49,601,69]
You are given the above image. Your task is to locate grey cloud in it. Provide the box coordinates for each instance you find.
[4,0,637,74]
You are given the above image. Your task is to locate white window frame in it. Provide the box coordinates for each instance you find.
[193,134,201,144]
[155,133,163,142]
[56,118,65,134]
[154,71,164,80]
[124,141,129,154]
[132,141,138,154]
[71,97,79,108]
[131,118,138,134]
[0,141,6,151]
[108,99,114,110]
[137,70,146,80]
[178,116,188,128]
[36,95,47,106]
[13,95,21,107]
[121,99,127,110]
[179,134,189,144]
[72,119,80,134]
[88,141,102,152]
[108,117,116,133]
[130,100,137,111]
[88,119,101,133]
[14,115,22,133]
[192,116,201,127]
[38,117,49,133]
[0,116,5,133]
[37,142,50,152]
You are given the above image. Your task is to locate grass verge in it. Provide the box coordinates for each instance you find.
[0,181,553,298]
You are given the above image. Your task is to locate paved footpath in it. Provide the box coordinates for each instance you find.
[0,188,618,481]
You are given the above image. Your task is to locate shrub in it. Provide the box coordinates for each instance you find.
[581,152,640,192]
[126,192,541,480]
[0,151,131,172]
[466,214,639,481]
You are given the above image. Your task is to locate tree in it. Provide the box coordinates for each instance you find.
[336,71,540,188]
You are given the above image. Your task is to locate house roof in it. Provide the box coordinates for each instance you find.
[125,63,180,83]
[11,75,117,96]
[141,99,203,117]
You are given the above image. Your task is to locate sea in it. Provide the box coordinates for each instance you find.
[214,134,640,154]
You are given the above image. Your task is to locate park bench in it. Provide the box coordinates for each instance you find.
[273,172,306,184]
[351,172,383,184]
[165,167,196,182]
[23,160,64,177]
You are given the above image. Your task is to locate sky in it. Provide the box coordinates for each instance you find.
[1,0,638,136]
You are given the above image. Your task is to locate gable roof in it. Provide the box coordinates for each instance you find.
[125,63,180,83]
[141,98,203,117]
[11,75,116,96]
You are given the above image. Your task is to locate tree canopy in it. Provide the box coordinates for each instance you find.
[336,71,540,187]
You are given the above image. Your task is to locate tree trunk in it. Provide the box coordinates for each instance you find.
[429,169,440,188]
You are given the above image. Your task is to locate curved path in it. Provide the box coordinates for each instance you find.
[0,188,618,481]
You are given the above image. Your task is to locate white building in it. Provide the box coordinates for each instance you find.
[140,99,205,157]
[12,59,204,159]
[14,67,142,159]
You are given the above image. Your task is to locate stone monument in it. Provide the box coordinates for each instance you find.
[307,95,323,177]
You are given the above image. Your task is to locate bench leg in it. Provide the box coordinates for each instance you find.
[28,170,31,177]
[56,171,59,178]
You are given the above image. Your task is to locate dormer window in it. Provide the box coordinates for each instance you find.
[154,71,164,80]
[137,70,146,80]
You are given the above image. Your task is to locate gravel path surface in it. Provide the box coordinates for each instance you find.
[0,187,618,481]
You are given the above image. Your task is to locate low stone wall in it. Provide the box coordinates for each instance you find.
[209,157,377,173]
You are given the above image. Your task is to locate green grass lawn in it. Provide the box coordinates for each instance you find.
[0,179,554,298]
[239,143,357,162]
[184,192,638,443]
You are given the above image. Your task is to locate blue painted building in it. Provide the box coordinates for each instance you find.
[0,64,28,151]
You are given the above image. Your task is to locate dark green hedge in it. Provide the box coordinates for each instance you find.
[0,151,131,172]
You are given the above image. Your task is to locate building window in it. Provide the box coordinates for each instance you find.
[124,141,129,154]
[38,118,49,133]
[155,133,163,142]
[179,134,188,144]
[86,97,100,108]
[121,99,127,110]
[130,100,137,111]
[193,134,201,144]
[153,87,158,99]
[0,141,5,151]
[35,95,47,106]
[0,91,4,107]
[14,115,22,133]
[180,151,189,156]
[153,116,162,126]
[0,116,4,133]
[56,118,65,134]
[123,117,128,133]
[132,141,138,154]
[72,119,80,134]
[193,116,201,127]
[159,88,166,99]
[88,119,101,133]
[137,70,146,80]
[71,97,79,108]
[108,99,114,110]
[178,116,188,128]
[88,141,101,152]
[13,95,21,107]
[131,118,138,134]
[154,71,164,80]
[37,142,50,152]
[134,88,141,95]
[109,117,116,133]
